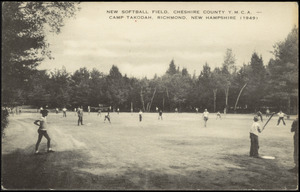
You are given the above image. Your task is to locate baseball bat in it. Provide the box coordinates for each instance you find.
[261,112,276,132]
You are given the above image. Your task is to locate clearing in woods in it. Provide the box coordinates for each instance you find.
[1,112,298,190]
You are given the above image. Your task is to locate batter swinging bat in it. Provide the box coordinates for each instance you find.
[261,112,276,132]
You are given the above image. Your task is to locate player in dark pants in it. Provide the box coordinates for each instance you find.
[289,117,298,172]
[158,110,163,120]
[77,107,83,126]
[249,116,261,158]
[104,111,111,123]
[34,109,54,154]
[139,110,143,122]
[62,107,67,117]
[257,111,263,122]
[277,110,286,126]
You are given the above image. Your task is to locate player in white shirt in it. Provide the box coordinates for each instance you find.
[266,108,270,118]
[34,109,54,154]
[202,109,209,127]
[249,116,261,158]
[62,107,67,117]
[277,110,286,126]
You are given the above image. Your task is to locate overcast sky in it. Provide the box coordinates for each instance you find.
[39,2,298,78]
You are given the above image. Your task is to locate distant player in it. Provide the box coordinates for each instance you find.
[8,107,11,115]
[117,108,120,114]
[139,109,143,122]
[257,111,263,122]
[249,116,261,158]
[74,108,77,116]
[195,107,199,113]
[175,108,178,113]
[156,107,158,113]
[158,110,163,120]
[203,109,209,127]
[97,108,102,116]
[104,111,111,123]
[55,108,59,114]
[277,110,286,126]
[2,107,9,117]
[77,107,83,126]
[216,111,221,120]
[62,107,67,117]
[34,109,54,154]
[88,106,90,115]
[266,108,270,118]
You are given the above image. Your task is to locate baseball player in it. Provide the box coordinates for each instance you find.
[249,116,261,158]
[277,110,286,126]
[104,111,111,123]
[34,109,54,154]
[203,109,209,127]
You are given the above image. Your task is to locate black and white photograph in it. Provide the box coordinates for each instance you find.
[1,1,298,190]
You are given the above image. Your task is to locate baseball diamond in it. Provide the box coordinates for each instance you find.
[1,112,298,190]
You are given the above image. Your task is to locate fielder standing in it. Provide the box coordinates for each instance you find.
[203,109,209,127]
[216,111,221,120]
[139,109,143,122]
[277,110,286,126]
[62,107,67,117]
[158,110,163,120]
[77,107,83,126]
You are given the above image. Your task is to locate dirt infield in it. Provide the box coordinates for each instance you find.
[1,112,298,190]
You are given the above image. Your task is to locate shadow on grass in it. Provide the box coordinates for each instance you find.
[220,154,298,190]
[2,146,298,190]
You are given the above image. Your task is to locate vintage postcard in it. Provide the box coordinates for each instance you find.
[1,2,298,190]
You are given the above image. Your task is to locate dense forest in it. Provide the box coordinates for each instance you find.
[2,2,298,114]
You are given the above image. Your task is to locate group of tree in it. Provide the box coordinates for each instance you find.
[2,2,80,107]
[1,2,298,114]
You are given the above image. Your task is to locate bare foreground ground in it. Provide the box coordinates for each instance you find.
[1,112,298,190]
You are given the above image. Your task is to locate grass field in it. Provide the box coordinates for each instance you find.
[1,112,298,190]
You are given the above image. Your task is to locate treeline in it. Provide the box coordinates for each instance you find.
[5,27,298,114]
